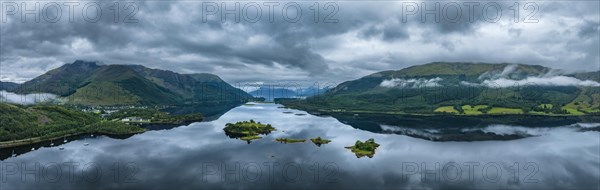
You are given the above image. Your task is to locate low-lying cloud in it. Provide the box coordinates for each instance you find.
[467,64,600,88]
[481,76,600,88]
[478,64,520,80]
[380,77,443,88]
[0,91,58,105]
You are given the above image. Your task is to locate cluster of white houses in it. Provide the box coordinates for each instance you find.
[121,117,151,123]
[78,105,159,122]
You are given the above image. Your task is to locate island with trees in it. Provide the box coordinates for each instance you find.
[223,120,276,142]
[345,138,380,158]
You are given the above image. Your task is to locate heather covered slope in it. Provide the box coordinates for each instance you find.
[16,60,101,96]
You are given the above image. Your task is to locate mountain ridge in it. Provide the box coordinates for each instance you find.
[15,60,252,105]
[329,62,597,94]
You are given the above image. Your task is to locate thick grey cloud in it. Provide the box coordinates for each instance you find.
[0,1,598,84]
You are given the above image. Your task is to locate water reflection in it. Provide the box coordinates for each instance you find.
[330,113,600,141]
[1,103,598,189]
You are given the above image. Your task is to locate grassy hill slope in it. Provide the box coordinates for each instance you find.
[13,60,251,106]
[281,62,600,115]
[0,102,143,143]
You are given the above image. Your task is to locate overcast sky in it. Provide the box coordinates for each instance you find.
[0,1,598,84]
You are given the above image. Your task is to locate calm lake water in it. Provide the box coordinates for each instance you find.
[1,103,599,190]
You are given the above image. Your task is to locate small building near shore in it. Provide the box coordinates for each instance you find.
[121,117,150,122]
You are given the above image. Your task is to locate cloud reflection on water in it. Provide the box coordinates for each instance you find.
[2,103,598,189]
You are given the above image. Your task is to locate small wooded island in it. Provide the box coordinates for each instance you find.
[310,137,332,147]
[223,120,276,142]
[345,138,380,158]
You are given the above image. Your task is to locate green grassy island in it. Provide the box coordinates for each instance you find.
[345,138,380,158]
[275,138,306,143]
[310,137,332,147]
[223,120,276,142]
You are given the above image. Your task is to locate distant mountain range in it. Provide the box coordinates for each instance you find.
[0,81,19,91]
[280,62,600,115]
[12,60,252,105]
[249,86,330,101]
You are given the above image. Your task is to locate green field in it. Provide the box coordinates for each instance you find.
[488,107,524,114]
[562,107,585,115]
[434,105,525,115]
[461,105,488,115]
[434,106,458,114]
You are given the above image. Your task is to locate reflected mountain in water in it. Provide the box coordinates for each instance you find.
[327,113,600,141]
[162,103,240,121]
[0,133,135,160]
